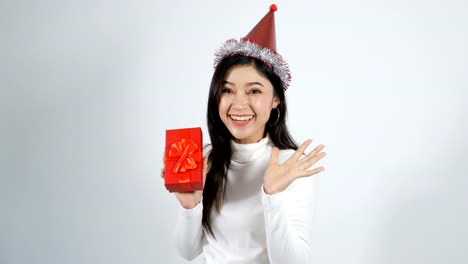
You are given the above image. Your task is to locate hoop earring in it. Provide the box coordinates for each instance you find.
[268,108,280,126]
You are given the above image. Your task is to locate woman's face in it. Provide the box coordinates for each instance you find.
[218,64,279,144]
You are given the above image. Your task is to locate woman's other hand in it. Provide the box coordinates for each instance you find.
[263,140,326,195]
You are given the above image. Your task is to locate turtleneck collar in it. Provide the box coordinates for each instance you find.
[230,136,273,164]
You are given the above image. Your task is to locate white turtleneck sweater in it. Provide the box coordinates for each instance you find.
[172,136,317,264]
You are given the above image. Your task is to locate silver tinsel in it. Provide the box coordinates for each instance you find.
[214,39,292,90]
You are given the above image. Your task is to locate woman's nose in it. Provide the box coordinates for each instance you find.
[232,93,248,109]
[232,103,247,110]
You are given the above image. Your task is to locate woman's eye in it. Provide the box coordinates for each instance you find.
[221,88,233,93]
[249,89,261,94]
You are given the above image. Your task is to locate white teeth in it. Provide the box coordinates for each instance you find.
[230,115,254,121]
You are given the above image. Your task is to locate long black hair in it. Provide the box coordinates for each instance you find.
[203,55,298,237]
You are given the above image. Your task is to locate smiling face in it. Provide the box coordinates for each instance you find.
[218,64,280,144]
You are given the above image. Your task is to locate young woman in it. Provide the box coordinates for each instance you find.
[163,5,326,264]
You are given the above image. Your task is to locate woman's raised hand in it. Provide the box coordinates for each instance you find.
[263,139,326,195]
[161,156,208,209]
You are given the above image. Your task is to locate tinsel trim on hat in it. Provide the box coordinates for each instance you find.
[214,39,291,90]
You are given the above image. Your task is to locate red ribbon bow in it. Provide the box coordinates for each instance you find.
[168,138,201,173]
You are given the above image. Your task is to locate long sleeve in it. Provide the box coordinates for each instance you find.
[261,175,317,263]
[172,200,204,260]
[172,145,211,261]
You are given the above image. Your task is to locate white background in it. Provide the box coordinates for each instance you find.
[1,0,467,263]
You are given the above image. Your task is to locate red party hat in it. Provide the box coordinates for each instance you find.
[243,4,277,52]
[214,4,291,90]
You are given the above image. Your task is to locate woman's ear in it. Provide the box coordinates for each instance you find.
[272,96,280,108]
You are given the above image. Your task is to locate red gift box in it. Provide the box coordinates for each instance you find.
[164,127,203,192]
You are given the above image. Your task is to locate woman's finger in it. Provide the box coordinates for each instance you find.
[300,152,327,170]
[202,157,208,187]
[291,139,312,161]
[299,144,325,162]
[297,166,326,179]
[299,145,326,166]
[161,151,166,179]
[269,147,280,165]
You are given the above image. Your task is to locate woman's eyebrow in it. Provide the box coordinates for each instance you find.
[222,81,264,87]
[246,82,264,87]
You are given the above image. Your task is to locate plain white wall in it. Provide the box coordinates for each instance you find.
[1,0,467,263]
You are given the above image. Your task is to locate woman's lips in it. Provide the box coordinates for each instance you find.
[229,114,254,127]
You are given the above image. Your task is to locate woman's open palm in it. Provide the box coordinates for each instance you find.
[263,140,326,195]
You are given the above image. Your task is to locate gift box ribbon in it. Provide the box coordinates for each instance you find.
[168,139,202,183]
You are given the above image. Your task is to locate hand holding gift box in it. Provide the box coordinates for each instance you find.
[164,127,204,193]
